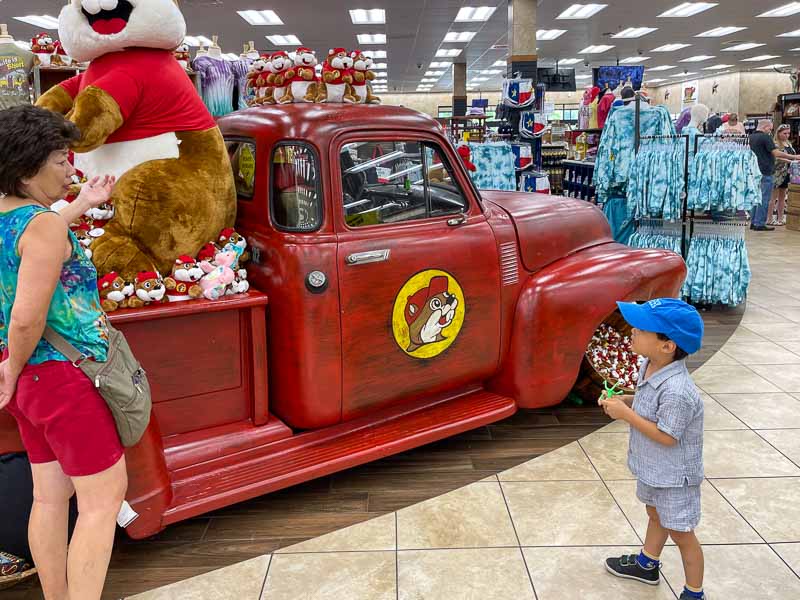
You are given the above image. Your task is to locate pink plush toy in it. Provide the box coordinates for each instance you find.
[198,246,239,300]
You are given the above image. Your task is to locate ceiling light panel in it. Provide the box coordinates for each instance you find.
[758,3,800,17]
[455,6,497,22]
[366,50,387,59]
[648,65,677,70]
[12,15,59,29]
[479,69,504,74]
[696,27,747,37]
[613,27,658,39]
[557,4,608,19]
[267,35,301,46]
[653,43,692,52]
[185,35,214,47]
[420,78,439,82]
[680,55,715,62]
[349,9,386,24]
[741,54,781,61]
[778,30,800,37]
[579,45,615,53]
[645,78,667,83]
[237,10,283,25]
[722,43,765,51]
[537,29,568,40]
[372,62,388,69]
[425,71,445,76]
[756,63,791,69]
[493,60,507,67]
[430,61,453,67]
[444,31,476,43]
[702,64,733,70]
[658,3,718,18]
[437,49,463,57]
[357,33,387,44]
[471,77,490,82]
[620,56,651,63]
[557,58,582,65]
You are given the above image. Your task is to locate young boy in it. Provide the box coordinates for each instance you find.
[600,298,706,600]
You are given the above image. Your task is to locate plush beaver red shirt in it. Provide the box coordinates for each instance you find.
[59,48,215,144]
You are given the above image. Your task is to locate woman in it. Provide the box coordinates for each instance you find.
[721,113,745,135]
[0,105,126,600]
[769,123,796,226]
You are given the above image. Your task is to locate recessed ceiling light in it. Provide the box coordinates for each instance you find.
[696,26,747,37]
[479,69,503,74]
[557,4,608,19]
[237,10,283,25]
[537,29,568,41]
[12,15,59,29]
[437,48,463,57]
[648,65,677,71]
[430,61,453,68]
[421,78,439,83]
[366,50,387,59]
[722,43,765,52]
[645,78,668,83]
[267,35,301,46]
[741,54,781,62]
[613,27,658,39]
[455,6,497,22]
[778,30,800,37]
[185,35,214,47]
[702,64,733,70]
[579,45,615,53]
[756,63,791,69]
[492,60,507,67]
[357,33,387,44]
[680,55,715,62]
[620,56,651,63]
[372,62,388,70]
[758,3,800,17]
[671,72,698,76]
[471,77,490,82]
[349,9,386,24]
[653,43,692,52]
[425,70,445,76]
[658,3,718,18]
[444,31,476,43]
[557,58,582,65]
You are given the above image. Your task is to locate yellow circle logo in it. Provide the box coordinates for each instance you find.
[392,270,466,359]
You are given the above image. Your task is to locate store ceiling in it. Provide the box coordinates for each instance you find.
[2,1,800,93]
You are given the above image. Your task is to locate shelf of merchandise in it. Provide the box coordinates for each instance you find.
[562,159,596,203]
[541,143,568,194]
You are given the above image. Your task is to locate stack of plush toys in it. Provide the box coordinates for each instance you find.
[240,46,381,106]
[30,33,77,67]
[586,322,643,391]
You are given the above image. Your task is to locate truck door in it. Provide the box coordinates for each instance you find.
[334,135,502,419]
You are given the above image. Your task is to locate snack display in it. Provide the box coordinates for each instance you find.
[585,322,643,392]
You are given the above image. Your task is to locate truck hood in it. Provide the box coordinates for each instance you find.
[484,192,614,273]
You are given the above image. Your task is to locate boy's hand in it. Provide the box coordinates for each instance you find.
[600,397,633,421]
[597,393,634,407]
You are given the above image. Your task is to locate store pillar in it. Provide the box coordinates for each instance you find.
[453,61,467,117]
[507,0,537,80]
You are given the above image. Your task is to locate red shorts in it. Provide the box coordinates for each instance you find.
[6,359,123,477]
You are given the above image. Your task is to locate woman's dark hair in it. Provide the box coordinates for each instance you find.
[0,105,81,197]
[657,332,689,361]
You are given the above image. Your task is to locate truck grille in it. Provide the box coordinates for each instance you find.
[499,242,519,286]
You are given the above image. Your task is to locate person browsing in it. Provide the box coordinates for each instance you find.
[749,119,800,231]
[600,299,706,600]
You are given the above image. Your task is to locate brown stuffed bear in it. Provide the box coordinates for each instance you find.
[350,50,381,105]
[97,272,134,312]
[164,255,204,302]
[126,271,168,308]
[316,48,358,104]
[36,0,236,279]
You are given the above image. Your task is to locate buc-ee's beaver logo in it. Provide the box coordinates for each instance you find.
[392,270,466,359]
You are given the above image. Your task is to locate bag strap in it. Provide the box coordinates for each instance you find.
[42,326,90,366]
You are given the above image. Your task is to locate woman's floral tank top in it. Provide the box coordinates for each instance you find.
[0,204,108,364]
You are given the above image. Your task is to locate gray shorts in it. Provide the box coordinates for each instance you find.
[637,480,701,532]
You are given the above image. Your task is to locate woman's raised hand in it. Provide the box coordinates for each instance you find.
[77,175,116,209]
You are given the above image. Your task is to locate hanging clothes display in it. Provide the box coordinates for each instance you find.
[232,57,254,110]
[602,193,636,244]
[597,89,616,129]
[191,54,235,117]
[467,142,516,191]
[594,103,675,204]
[687,137,762,212]
[628,219,683,255]
[627,136,687,222]
[682,222,751,306]
[502,77,534,108]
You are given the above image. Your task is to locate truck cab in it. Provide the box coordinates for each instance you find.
[0,104,685,540]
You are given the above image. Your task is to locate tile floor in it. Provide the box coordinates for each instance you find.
[129,228,800,600]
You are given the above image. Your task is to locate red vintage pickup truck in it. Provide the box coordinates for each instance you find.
[0,104,685,540]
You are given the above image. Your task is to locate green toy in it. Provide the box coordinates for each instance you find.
[602,379,624,400]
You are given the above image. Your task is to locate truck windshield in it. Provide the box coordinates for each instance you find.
[340,141,467,228]
[271,143,322,232]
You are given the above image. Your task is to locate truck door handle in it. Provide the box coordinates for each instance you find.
[346,249,391,265]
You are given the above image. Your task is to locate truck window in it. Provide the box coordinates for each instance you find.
[271,143,322,232]
[340,141,468,228]
[225,140,256,199]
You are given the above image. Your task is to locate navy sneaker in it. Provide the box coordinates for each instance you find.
[605,553,660,585]
[679,593,706,600]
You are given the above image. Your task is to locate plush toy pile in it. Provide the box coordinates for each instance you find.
[243,46,381,107]
[586,323,642,390]
[31,33,77,67]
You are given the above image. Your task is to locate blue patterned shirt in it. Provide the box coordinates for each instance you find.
[628,358,704,487]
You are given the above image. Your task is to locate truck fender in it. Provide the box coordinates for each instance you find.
[488,244,686,410]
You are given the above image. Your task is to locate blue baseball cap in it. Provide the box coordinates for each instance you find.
[616,298,704,354]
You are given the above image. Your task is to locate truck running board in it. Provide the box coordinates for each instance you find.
[162,389,516,527]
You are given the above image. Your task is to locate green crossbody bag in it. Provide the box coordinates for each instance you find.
[43,323,151,447]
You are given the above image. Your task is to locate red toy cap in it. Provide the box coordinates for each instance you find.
[137,271,159,282]
[97,272,119,290]
[218,228,235,241]
[296,47,314,55]
[175,255,195,265]
[271,51,289,59]
[197,242,218,262]
[404,276,449,326]
[329,48,347,56]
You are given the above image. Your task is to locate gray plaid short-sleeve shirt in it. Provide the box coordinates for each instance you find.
[628,358,704,487]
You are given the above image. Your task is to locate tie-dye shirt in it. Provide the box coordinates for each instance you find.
[0,205,108,364]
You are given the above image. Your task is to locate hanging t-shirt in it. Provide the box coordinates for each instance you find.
[0,44,33,110]
[598,92,616,129]
[192,54,235,117]
[231,57,253,110]
[588,98,599,129]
